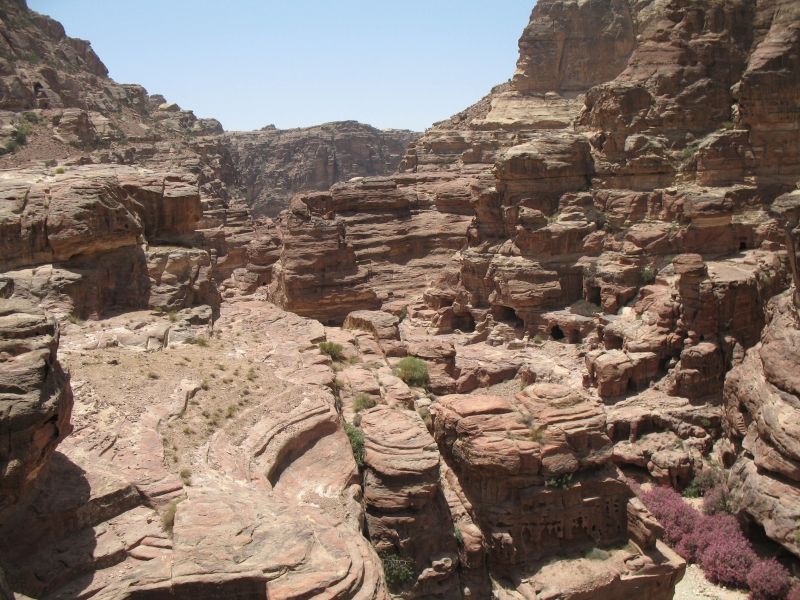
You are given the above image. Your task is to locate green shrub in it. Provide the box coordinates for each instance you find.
[533,334,543,344]
[44,159,56,168]
[14,123,31,145]
[162,496,185,534]
[319,341,344,360]
[546,473,573,489]
[396,356,428,387]
[194,336,208,347]
[168,311,178,323]
[22,111,40,123]
[641,266,656,284]
[454,527,463,545]
[54,167,65,174]
[353,393,376,412]
[680,144,699,161]
[344,422,364,467]
[382,554,415,588]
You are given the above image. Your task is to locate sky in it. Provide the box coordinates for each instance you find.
[27,1,534,133]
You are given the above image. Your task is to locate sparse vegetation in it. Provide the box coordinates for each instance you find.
[570,299,602,317]
[179,468,192,486]
[343,422,365,467]
[66,314,84,325]
[162,496,186,535]
[398,306,408,322]
[721,121,735,131]
[585,548,610,561]
[680,144,699,161]
[353,393,376,412]
[55,167,65,174]
[168,311,178,323]
[529,427,546,444]
[641,266,656,284]
[533,334,543,345]
[200,379,209,391]
[382,553,415,588]
[147,372,160,380]
[454,527,463,545]
[247,367,257,381]
[396,356,428,387]
[546,473,573,489]
[319,341,344,360]
[44,159,56,168]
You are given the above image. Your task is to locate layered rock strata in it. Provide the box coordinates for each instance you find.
[0,295,72,511]
[226,122,418,217]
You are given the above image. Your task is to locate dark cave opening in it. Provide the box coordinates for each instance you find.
[551,325,565,340]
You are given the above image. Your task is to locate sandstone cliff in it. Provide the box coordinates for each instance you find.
[226,121,418,218]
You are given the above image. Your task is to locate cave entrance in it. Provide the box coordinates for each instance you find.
[739,240,747,251]
[551,325,565,340]
[453,312,475,333]
[495,305,524,329]
[586,285,601,305]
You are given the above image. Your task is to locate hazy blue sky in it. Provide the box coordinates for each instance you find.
[28,1,534,132]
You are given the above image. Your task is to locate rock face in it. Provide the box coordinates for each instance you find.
[0,295,72,511]
[722,191,800,557]
[226,122,418,217]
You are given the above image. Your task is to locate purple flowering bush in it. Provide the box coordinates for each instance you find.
[747,558,791,600]
[637,484,791,597]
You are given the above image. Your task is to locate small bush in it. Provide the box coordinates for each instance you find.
[787,587,800,600]
[344,422,364,467]
[44,159,56,168]
[684,468,725,498]
[382,554,415,588]
[533,334,543,344]
[353,393,376,412]
[570,300,602,317]
[702,531,756,588]
[162,496,185,534]
[179,468,192,486]
[529,427,546,444]
[396,356,428,387]
[353,413,362,427]
[641,266,656,284]
[721,121,735,131]
[22,111,40,123]
[14,123,31,145]
[55,167,65,174]
[681,144,700,161]
[168,311,178,323]
[67,314,84,325]
[319,341,344,360]
[546,473,573,489]
[454,527,463,545]
[747,558,790,600]
[200,379,209,391]
[247,367,257,380]
[639,485,699,546]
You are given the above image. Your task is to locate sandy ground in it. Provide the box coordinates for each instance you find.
[674,565,749,600]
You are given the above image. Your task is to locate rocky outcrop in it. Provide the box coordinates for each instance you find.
[361,405,462,599]
[226,122,418,217]
[429,386,684,597]
[0,295,72,512]
[724,290,800,556]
